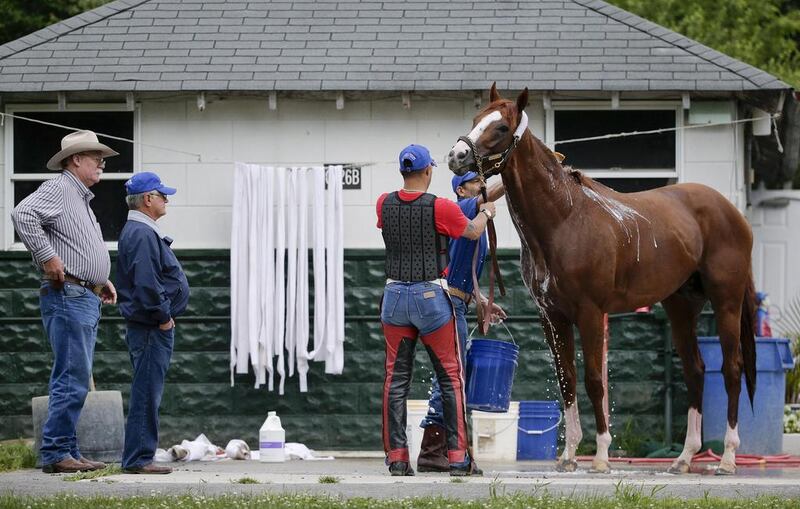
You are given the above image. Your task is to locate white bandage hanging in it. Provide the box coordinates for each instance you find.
[230,163,345,394]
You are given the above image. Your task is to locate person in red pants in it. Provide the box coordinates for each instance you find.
[375,143,496,476]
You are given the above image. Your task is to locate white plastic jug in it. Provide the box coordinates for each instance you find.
[259,411,286,462]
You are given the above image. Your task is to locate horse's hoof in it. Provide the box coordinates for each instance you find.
[589,460,611,474]
[555,459,578,472]
[666,460,690,475]
[715,463,736,476]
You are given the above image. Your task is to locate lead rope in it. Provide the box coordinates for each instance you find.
[473,184,505,335]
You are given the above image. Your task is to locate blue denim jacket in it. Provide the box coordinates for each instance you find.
[116,220,189,327]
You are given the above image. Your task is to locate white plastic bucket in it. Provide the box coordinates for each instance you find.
[406,399,429,467]
[470,401,519,461]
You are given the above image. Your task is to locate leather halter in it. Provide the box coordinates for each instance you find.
[456,110,529,179]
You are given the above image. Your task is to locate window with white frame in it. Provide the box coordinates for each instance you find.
[546,102,681,192]
[6,105,137,246]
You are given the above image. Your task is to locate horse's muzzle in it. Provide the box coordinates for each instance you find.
[447,143,475,175]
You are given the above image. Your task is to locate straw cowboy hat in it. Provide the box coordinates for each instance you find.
[46,130,119,171]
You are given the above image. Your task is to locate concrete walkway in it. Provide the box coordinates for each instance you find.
[2,456,800,500]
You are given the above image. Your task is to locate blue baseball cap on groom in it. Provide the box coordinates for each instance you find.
[398,144,437,172]
[451,171,481,194]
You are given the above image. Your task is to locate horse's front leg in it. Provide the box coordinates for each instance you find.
[576,311,612,473]
[541,311,581,472]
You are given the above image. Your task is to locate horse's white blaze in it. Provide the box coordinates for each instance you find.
[721,424,740,468]
[449,140,471,163]
[595,431,612,465]
[468,110,502,142]
[448,110,503,167]
[562,404,582,460]
[676,407,702,465]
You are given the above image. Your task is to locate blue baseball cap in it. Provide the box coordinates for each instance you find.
[125,172,177,196]
[451,171,481,194]
[398,144,437,172]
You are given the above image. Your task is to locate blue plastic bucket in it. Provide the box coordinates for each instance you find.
[516,400,561,460]
[466,338,519,413]
[698,336,794,455]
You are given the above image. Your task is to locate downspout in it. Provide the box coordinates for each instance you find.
[781,92,800,186]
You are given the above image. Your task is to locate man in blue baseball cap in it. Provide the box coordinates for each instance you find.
[375,144,498,477]
[116,171,189,474]
[416,171,507,472]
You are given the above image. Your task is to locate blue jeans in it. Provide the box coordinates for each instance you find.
[381,281,452,334]
[381,281,472,465]
[122,325,174,469]
[424,295,468,428]
[39,281,101,465]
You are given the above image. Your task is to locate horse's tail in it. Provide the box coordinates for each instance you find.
[741,275,757,408]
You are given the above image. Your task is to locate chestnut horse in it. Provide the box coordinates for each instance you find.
[448,84,756,475]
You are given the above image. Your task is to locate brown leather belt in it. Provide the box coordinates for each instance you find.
[45,275,104,296]
[448,286,472,305]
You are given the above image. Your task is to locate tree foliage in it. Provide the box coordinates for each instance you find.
[0,0,110,45]
[608,0,800,87]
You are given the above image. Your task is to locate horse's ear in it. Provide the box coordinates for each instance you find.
[489,82,500,102]
[516,88,529,112]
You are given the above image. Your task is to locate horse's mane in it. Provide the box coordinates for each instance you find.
[562,165,615,195]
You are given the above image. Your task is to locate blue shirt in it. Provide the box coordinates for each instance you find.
[116,212,190,327]
[446,196,487,294]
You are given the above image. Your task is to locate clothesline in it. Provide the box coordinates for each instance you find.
[0,111,203,160]
[2,110,779,167]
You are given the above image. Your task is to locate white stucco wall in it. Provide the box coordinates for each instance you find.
[1,96,745,250]
[681,101,747,211]
[138,96,534,250]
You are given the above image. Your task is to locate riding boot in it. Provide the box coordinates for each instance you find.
[417,424,450,472]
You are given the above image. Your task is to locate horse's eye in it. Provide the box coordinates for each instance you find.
[497,125,509,133]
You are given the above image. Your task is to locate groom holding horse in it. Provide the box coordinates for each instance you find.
[376,143,496,476]
[416,171,508,472]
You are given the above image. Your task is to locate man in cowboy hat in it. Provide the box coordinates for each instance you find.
[116,172,188,475]
[11,130,120,473]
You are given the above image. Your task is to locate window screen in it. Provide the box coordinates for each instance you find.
[11,110,134,242]
[13,111,133,174]
[554,110,675,171]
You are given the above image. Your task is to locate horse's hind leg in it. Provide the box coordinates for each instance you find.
[542,311,581,472]
[704,278,747,475]
[575,310,612,473]
[661,292,705,474]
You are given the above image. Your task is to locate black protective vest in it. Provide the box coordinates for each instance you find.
[381,192,449,281]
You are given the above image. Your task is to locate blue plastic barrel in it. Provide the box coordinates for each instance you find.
[698,336,794,455]
[466,339,519,412]
[516,400,561,460]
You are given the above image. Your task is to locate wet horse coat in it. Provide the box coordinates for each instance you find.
[448,85,756,474]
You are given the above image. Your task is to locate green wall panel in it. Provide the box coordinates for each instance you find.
[0,250,700,452]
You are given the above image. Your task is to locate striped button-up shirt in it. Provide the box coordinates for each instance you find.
[11,171,111,285]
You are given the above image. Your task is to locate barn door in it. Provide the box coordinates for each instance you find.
[749,190,800,334]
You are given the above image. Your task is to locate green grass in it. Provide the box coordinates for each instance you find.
[62,465,122,482]
[0,440,36,473]
[231,477,260,484]
[0,492,798,509]
[318,475,341,484]
[449,477,465,483]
